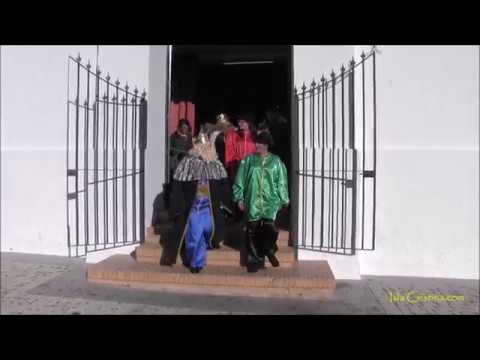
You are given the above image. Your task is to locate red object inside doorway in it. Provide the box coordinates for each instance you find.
[169,101,196,136]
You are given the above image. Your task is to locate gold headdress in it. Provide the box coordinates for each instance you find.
[189,126,218,162]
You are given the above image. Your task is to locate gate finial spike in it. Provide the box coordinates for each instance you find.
[361,51,366,59]
[311,78,316,88]
[105,73,111,82]
[115,78,120,86]
[86,60,91,69]
[96,66,101,75]
[134,86,139,95]
[141,89,147,98]
[320,75,326,84]
[350,57,355,67]
[301,82,307,92]
[125,82,129,91]
[76,53,82,62]
[330,70,336,84]
[340,64,346,73]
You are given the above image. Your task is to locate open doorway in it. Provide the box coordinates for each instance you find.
[168,45,293,231]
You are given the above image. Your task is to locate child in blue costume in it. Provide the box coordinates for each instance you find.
[184,177,214,272]
[160,129,231,274]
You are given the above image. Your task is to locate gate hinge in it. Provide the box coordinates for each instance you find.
[67,169,77,176]
[362,170,375,178]
[67,193,77,200]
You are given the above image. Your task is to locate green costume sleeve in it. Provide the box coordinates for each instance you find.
[276,158,290,207]
[232,156,248,203]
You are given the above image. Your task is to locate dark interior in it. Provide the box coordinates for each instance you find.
[170,46,293,231]
[171,45,292,170]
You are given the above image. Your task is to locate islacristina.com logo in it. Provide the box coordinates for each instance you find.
[387,291,465,304]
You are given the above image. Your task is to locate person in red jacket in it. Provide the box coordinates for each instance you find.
[225,113,256,181]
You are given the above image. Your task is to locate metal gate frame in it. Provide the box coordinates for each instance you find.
[293,49,377,255]
[66,54,147,257]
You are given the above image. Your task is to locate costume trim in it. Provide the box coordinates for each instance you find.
[173,155,227,181]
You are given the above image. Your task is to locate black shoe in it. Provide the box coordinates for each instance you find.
[190,267,202,274]
[266,252,280,267]
[247,263,260,273]
[159,258,173,267]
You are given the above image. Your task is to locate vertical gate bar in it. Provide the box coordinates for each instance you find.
[317,78,321,142]
[122,86,129,244]
[372,50,377,250]
[93,67,100,250]
[344,149,348,253]
[114,79,120,245]
[325,79,332,250]
[139,91,147,244]
[301,83,306,248]
[74,55,81,257]
[132,88,138,243]
[66,57,71,257]
[349,58,357,254]
[84,61,91,255]
[104,73,111,247]
[310,80,316,249]
[331,71,337,251]
[361,51,366,250]
[336,148,340,251]
[340,64,346,249]
[320,76,326,249]
[102,91,108,248]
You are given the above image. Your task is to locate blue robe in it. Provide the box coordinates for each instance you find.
[184,193,213,269]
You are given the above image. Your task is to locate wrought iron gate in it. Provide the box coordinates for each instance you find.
[66,54,147,257]
[294,50,377,255]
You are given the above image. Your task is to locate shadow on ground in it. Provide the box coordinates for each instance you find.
[24,262,382,314]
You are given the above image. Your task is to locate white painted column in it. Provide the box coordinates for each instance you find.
[145,45,169,229]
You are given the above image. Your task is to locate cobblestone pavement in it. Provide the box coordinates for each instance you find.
[1,253,478,315]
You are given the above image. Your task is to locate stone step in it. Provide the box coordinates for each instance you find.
[87,255,335,299]
[135,243,295,267]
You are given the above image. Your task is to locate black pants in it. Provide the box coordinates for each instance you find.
[245,219,279,267]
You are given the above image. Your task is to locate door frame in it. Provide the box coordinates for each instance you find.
[165,45,298,255]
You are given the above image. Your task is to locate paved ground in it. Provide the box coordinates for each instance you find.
[1,252,478,315]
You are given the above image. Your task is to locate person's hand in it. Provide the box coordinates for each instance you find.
[238,201,245,212]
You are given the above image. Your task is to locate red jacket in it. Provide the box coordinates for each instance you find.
[225,130,256,178]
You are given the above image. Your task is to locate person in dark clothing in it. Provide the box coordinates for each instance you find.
[160,129,232,273]
[169,118,193,179]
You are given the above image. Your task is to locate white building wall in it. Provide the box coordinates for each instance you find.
[293,45,479,279]
[355,45,479,279]
[1,45,149,256]
[145,46,169,229]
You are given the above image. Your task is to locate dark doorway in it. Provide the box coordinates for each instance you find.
[169,45,293,231]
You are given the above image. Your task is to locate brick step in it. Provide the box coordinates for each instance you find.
[135,244,295,267]
[87,255,335,299]
[135,257,294,268]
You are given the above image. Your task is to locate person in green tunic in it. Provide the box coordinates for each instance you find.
[233,131,289,272]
